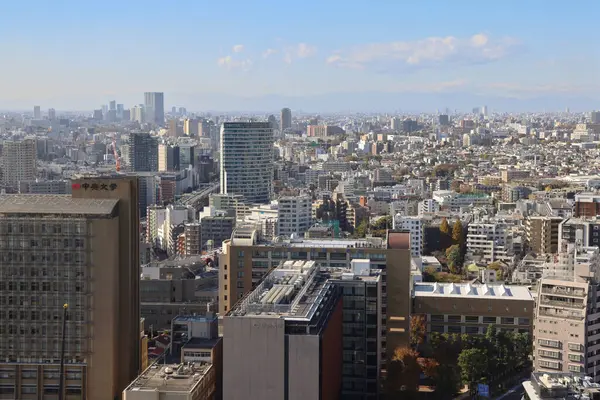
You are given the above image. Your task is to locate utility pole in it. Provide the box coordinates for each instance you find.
[58,303,68,400]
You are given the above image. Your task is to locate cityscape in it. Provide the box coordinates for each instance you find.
[1,1,600,400]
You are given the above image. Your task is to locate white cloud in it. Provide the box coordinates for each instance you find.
[232,44,244,53]
[326,33,519,71]
[283,43,317,64]
[217,55,253,71]
[262,48,277,58]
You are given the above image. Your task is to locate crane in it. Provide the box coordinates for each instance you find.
[112,139,121,172]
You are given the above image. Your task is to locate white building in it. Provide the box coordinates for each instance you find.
[393,215,424,257]
[466,221,515,265]
[433,190,492,210]
[418,199,440,215]
[2,139,37,187]
[220,122,274,204]
[277,195,312,237]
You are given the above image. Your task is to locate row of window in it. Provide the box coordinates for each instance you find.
[0,238,85,249]
[430,315,530,325]
[0,222,86,235]
[0,281,85,292]
[0,252,86,264]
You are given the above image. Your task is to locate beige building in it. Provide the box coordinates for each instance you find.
[1,139,37,188]
[219,229,412,369]
[0,176,140,399]
[414,282,534,336]
[526,216,563,254]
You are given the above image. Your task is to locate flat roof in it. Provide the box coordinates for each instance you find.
[0,194,118,215]
[125,361,212,393]
[414,282,533,301]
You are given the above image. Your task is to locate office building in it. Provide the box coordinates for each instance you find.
[220,122,274,204]
[131,105,144,124]
[128,132,158,172]
[33,105,41,119]
[48,108,56,121]
[1,139,37,188]
[184,118,199,136]
[438,114,449,126]
[200,215,235,250]
[591,111,600,124]
[0,176,140,399]
[390,117,402,131]
[277,195,312,237]
[144,92,165,125]
[219,229,412,374]
[18,180,70,195]
[525,216,563,254]
[280,107,292,131]
[158,144,181,172]
[533,246,600,380]
[224,260,343,400]
[414,282,533,336]
[393,215,424,257]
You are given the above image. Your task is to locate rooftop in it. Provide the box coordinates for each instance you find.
[414,282,533,301]
[125,361,212,394]
[0,194,118,215]
[523,372,600,400]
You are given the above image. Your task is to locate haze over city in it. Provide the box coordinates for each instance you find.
[0,0,598,112]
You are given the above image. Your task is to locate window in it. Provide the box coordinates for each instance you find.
[568,354,583,363]
[538,349,560,359]
[430,325,444,333]
[465,326,480,334]
[568,364,583,372]
[501,317,515,325]
[237,281,244,288]
[448,326,462,333]
[568,343,583,352]
[538,360,560,370]
[538,339,560,349]
[447,315,461,323]
[430,315,444,322]
[518,318,530,326]
[483,316,497,324]
[465,316,479,323]
[237,271,244,278]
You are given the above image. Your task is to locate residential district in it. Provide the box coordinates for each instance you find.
[2,96,600,400]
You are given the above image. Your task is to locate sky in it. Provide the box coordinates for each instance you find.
[0,0,598,112]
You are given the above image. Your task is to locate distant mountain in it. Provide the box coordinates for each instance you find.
[169,91,599,114]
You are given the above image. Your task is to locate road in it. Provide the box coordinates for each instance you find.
[494,380,526,400]
[180,182,220,206]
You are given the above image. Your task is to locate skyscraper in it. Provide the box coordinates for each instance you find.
[33,105,41,119]
[128,132,158,172]
[220,122,274,204]
[144,92,165,125]
[109,100,116,111]
[280,107,292,131]
[1,139,37,188]
[0,176,140,399]
[48,108,56,121]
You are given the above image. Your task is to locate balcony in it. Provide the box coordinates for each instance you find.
[541,286,586,298]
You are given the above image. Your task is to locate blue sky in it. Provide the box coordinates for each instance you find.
[0,0,598,111]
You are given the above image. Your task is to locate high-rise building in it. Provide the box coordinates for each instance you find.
[116,104,124,119]
[131,105,144,124]
[438,114,449,126]
[220,122,274,204]
[93,109,103,120]
[33,105,41,119]
[277,195,312,237]
[591,111,600,124]
[574,193,600,218]
[144,92,165,125]
[109,100,116,111]
[128,132,158,172]
[1,139,37,188]
[48,108,56,121]
[390,117,402,131]
[184,118,199,136]
[0,176,140,399]
[280,107,292,131]
[158,143,181,172]
[525,216,563,254]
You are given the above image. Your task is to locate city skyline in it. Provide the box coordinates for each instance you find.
[0,0,598,112]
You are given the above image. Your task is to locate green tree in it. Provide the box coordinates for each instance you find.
[446,244,462,274]
[458,348,489,394]
[440,218,450,235]
[354,220,368,238]
[452,219,463,244]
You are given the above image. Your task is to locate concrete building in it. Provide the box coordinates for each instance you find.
[33,105,41,119]
[466,221,515,264]
[393,215,424,257]
[559,217,600,249]
[277,195,312,237]
[306,124,344,138]
[144,92,165,125]
[522,372,600,400]
[223,260,343,400]
[18,180,70,194]
[574,193,600,218]
[220,122,274,204]
[280,107,292,131]
[158,143,181,172]
[525,216,563,254]
[1,139,37,188]
[501,169,531,183]
[414,282,534,336]
[0,176,140,399]
[219,229,412,375]
[418,199,440,215]
[128,132,158,172]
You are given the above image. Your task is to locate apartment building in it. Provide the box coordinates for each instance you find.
[413,282,534,336]
[466,221,515,264]
[533,246,600,381]
[574,193,600,218]
[501,169,531,183]
[219,229,412,373]
[277,195,312,237]
[559,217,600,249]
[0,176,140,399]
[393,215,424,257]
[526,216,563,254]
[1,139,37,188]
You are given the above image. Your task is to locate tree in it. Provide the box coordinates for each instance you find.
[458,348,489,393]
[410,314,427,349]
[387,347,421,396]
[354,220,368,238]
[440,218,450,235]
[452,219,463,244]
[446,244,462,274]
[418,357,439,379]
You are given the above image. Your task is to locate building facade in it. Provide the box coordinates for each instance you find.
[143,92,165,125]
[1,139,37,188]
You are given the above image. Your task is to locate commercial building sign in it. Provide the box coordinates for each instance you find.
[72,182,118,191]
